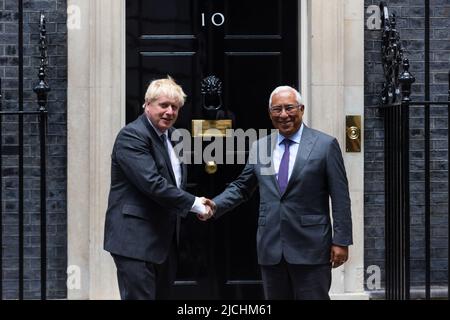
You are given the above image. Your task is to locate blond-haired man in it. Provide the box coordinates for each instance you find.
[104,76,212,299]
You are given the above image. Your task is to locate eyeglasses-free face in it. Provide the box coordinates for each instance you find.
[144,96,182,132]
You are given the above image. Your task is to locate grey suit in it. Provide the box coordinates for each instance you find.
[213,125,352,299]
[104,114,195,299]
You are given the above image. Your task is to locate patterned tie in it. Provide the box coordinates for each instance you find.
[160,133,168,150]
[161,133,181,244]
[278,139,293,194]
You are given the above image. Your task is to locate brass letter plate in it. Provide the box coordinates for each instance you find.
[192,120,232,137]
[346,115,361,152]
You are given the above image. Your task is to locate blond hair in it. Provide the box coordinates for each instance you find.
[144,76,187,106]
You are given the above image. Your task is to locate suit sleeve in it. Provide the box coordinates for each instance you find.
[326,138,353,246]
[212,147,258,219]
[115,127,195,217]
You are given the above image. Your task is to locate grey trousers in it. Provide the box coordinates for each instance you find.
[260,257,332,300]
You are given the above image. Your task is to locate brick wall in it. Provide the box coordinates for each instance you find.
[1,0,67,299]
[365,0,449,293]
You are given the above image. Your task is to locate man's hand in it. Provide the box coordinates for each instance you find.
[196,197,216,221]
[202,198,216,213]
[330,245,349,268]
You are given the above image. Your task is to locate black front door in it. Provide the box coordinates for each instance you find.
[126,0,299,299]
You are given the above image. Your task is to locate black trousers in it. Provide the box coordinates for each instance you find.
[260,257,332,300]
[111,243,177,300]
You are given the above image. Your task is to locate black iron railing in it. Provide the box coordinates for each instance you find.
[380,2,413,300]
[0,11,50,300]
[379,1,450,300]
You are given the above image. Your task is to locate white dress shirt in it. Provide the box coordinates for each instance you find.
[272,124,304,182]
[147,118,206,214]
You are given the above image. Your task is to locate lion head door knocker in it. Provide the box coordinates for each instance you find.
[200,75,235,123]
[201,75,223,118]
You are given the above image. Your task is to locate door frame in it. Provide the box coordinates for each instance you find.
[67,0,367,299]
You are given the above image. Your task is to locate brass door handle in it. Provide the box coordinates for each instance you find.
[205,161,218,174]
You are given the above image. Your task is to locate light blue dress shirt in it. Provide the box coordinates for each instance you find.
[273,123,304,182]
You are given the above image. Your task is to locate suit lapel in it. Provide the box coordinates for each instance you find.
[141,115,177,185]
[283,126,317,195]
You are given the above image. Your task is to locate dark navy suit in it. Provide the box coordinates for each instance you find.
[104,114,194,299]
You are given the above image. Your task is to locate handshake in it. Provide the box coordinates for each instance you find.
[197,197,216,221]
